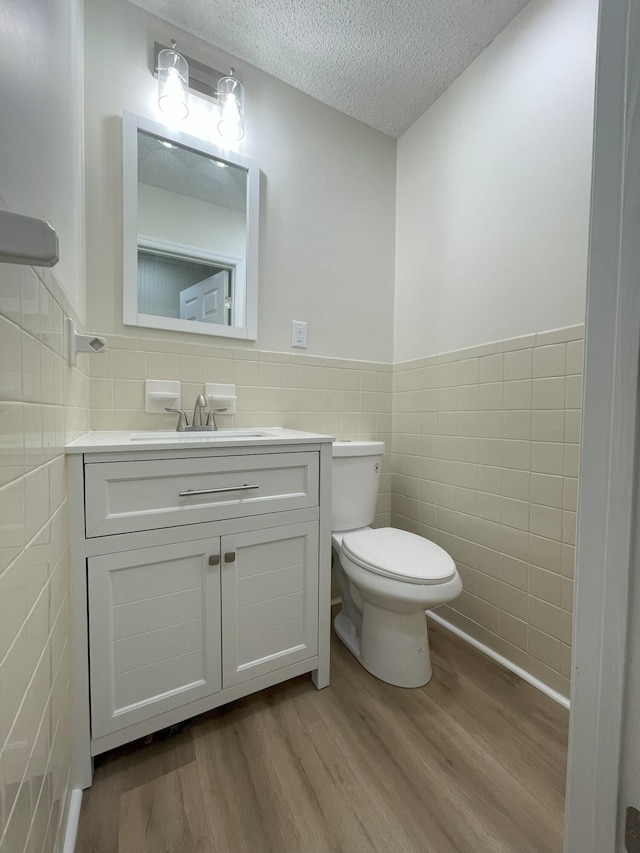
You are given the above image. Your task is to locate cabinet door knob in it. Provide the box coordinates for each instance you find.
[208,555,220,566]
[224,551,236,564]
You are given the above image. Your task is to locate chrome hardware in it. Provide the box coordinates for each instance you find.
[208,555,220,566]
[206,407,228,431]
[192,394,207,427]
[178,484,260,497]
[224,552,236,563]
[165,407,189,431]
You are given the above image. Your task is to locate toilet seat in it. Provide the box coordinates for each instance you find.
[341,527,456,585]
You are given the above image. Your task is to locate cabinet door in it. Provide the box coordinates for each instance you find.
[88,539,221,738]
[221,521,319,688]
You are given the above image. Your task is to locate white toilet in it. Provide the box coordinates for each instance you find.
[332,440,462,688]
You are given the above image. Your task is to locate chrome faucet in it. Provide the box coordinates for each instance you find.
[192,394,207,427]
[165,395,227,432]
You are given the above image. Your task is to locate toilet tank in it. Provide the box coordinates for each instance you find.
[331,441,385,531]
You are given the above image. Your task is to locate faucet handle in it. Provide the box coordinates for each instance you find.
[165,408,189,431]
[205,408,227,429]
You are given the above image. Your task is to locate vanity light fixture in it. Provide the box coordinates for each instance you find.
[157,40,189,121]
[217,70,245,141]
[153,44,245,141]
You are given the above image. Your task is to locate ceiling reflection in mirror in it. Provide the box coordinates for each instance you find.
[122,112,259,340]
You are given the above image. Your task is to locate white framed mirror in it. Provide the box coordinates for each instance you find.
[122,111,259,339]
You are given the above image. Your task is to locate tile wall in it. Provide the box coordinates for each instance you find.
[0,263,90,853]
[392,325,583,698]
[89,335,394,527]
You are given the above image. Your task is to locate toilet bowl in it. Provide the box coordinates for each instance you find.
[332,441,462,688]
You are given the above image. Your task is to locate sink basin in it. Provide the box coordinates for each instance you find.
[130,429,274,442]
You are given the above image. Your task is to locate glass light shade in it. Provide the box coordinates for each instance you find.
[217,76,245,141]
[157,47,189,121]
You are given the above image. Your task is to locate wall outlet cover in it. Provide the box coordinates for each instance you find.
[292,320,308,348]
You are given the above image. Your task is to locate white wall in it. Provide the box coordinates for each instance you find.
[0,0,85,320]
[84,0,396,362]
[394,0,598,362]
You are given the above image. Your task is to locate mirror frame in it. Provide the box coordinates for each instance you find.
[122,111,259,340]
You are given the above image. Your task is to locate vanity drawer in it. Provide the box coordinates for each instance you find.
[84,451,319,537]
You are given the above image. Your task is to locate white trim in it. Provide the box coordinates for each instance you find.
[426,611,570,710]
[564,1,640,850]
[62,788,83,853]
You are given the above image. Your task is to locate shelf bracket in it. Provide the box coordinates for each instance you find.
[67,318,108,367]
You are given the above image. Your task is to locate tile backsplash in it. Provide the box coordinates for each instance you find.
[0,263,89,853]
[90,335,394,527]
[392,326,583,698]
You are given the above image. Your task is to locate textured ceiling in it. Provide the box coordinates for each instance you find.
[127,0,530,138]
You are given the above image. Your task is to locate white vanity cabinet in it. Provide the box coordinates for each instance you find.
[67,431,332,788]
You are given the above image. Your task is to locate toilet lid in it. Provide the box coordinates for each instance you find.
[341,527,456,585]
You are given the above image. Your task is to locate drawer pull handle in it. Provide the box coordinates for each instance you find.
[178,484,260,498]
[224,552,236,563]
[208,555,220,567]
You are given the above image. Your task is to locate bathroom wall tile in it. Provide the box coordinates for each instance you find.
[503,348,533,381]
[533,344,566,378]
[564,443,580,478]
[478,382,503,411]
[112,349,146,381]
[477,410,502,438]
[532,377,565,410]
[529,564,563,606]
[478,354,504,384]
[561,580,575,616]
[561,611,573,645]
[562,544,576,579]
[565,374,583,409]
[529,534,563,573]
[113,379,144,411]
[526,657,569,698]
[536,324,584,346]
[501,496,529,531]
[563,510,577,545]
[565,409,581,444]
[503,380,532,411]
[531,410,565,443]
[499,612,528,650]
[90,378,113,410]
[501,469,530,501]
[0,264,22,325]
[531,441,564,475]
[0,403,25,488]
[500,554,529,590]
[497,334,537,353]
[528,627,562,671]
[530,473,564,509]
[566,340,584,375]
[145,352,178,381]
[502,439,531,471]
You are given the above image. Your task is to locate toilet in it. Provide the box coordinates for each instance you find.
[332,440,462,688]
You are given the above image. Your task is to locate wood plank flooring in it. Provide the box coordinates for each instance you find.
[76,617,569,853]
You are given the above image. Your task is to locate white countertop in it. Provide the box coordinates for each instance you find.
[66,428,334,454]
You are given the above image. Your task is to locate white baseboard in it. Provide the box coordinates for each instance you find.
[62,788,83,853]
[427,610,570,710]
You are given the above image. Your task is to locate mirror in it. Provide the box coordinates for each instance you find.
[122,111,259,339]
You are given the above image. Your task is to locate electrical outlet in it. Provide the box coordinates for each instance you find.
[291,320,308,349]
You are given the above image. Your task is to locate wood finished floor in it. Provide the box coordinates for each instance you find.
[76,617,569,853]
